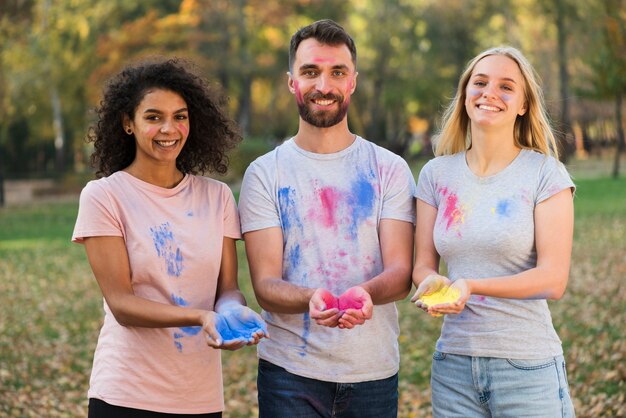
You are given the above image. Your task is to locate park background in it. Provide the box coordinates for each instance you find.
[0,0,624,416]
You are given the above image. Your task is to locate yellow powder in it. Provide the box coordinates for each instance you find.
[418,286,461,307]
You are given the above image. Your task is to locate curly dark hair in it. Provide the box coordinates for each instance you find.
[88,57,242,177]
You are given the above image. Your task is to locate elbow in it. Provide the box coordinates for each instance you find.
[105,298,134,327]
[393,265,413,301]
[110,309,133,327]
[546,275,569,301]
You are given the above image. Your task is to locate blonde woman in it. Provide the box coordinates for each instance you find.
[412,46,575,417]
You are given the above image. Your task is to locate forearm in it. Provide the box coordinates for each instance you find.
[466,264,570,300]
[361,265,412,304]
[253,278,315,313]
[106,293,206,328]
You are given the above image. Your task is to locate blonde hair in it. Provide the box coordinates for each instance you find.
[433,46,559,159]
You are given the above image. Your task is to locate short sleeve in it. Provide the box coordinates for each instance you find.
[238,156,282,234]
[536,156,575,205]
[380,156,416,224]
[415,160,438,208]
[72,180,123,243]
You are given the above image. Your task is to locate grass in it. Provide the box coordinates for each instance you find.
[1,161,625,417]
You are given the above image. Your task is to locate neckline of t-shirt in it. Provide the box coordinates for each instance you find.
[116,170,191,195]
[288,135,362,160]
[461,148,530,184]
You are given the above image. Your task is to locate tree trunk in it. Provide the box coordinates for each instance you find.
[555,0,573,163]
[612,93,624,179]
[237,76,252,137]
[51,87,65,174]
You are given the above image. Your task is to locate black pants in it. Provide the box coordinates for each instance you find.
[88,398,223,418]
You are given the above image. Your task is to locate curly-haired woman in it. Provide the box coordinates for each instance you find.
[72,58,267,418]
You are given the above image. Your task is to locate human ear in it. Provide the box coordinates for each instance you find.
[287,72,296,94]
[122,114,133,134]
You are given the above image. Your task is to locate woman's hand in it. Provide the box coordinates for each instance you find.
[427,279,471,316]
[410,274,450,314]
[204,304,268,350]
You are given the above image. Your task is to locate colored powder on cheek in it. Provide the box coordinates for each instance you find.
[177,123,188,136]
[468,89,481,97]
[147,126,159,137]
[501,93,512,102]
[293,80,304,105]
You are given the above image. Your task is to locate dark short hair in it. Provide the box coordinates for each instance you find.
[289,19,357,71]
[88,57,241,177]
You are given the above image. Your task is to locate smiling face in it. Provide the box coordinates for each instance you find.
[124,88,190,167]
[288,38,357,128]
[465,54,527,131]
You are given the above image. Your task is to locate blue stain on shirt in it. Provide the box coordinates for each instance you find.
[495,199,513,218]
[348,173,375,236]
[171,294,201,352]
[278,187,303,232]
[150,222,184,277]
[298,312,311,357]
[288,243,301,270]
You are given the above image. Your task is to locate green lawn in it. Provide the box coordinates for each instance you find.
[1,173,625,417]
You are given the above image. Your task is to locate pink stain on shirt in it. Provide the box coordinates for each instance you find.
[442,192,464,231]
[319,187,341,228]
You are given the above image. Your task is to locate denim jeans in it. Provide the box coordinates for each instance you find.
[257,359,398,418]
[430,351,575,417]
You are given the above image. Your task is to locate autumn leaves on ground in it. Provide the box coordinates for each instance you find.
[0,167,624,417]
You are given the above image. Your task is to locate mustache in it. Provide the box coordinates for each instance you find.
[305,91,343,102]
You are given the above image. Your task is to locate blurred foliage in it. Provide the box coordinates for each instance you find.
[1,0,625,180]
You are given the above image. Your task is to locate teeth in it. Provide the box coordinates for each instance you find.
[156,140,177,147]
[314,99,334,106]
[478,104,501,112]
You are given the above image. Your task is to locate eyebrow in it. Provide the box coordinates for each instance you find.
[299,63,350,71]
[143,107,189,114]
[472,73,518,84]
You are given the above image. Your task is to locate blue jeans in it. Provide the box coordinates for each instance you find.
[430,351,575,417]
[257,359,398,418]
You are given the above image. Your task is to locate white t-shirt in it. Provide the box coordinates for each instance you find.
[416,149,575,359]
[72,171,241,413]
[239,136,416,382]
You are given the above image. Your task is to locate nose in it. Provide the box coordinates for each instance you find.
[160,119,175,134]
[482,83,497,99]
[315,74,333,94]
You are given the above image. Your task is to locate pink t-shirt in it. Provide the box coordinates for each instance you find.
[72,171,241,414]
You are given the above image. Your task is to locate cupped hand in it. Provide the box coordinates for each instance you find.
[205,304,268,350]
[336,286,373,329]
[410,274,450,313]
[309,288,342,327]
[428,279,470,317]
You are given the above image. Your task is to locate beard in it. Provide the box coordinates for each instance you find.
[297,91,350,128]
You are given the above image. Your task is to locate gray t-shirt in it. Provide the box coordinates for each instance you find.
[416,149,575,359]
[239,136,416,382]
